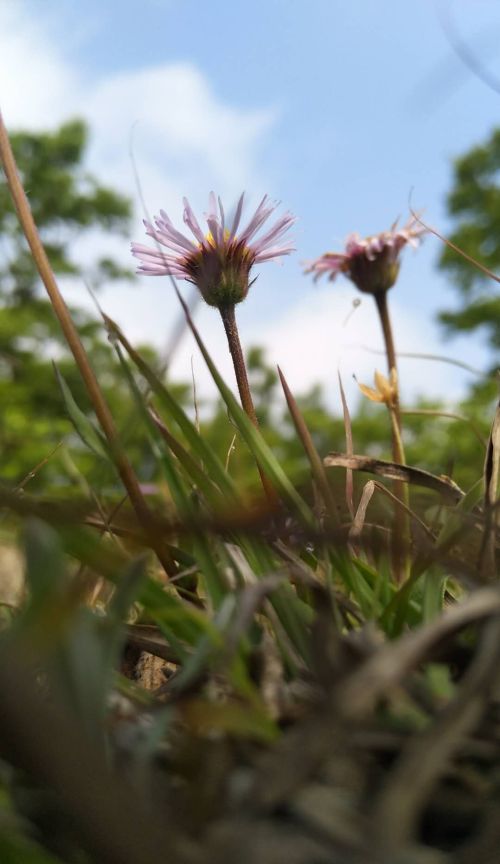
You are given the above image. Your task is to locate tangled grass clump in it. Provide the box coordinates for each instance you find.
[1,112,500,864]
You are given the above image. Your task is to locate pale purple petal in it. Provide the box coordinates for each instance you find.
[208,191,217,215]
[131,242,169,261]
[238,194,274,244]
[204,192,223,244]
[133,250,181,267]
[254,244,295,262]
[218,196,225,234]
[144,225,196,257]
[131,243,187,275]
[303,253,347,282]
[183,197,205,243]
[146,217,196,254]
[156,209,180,234]
[345,233,366,255]
[153,213,197,253]
[131,242,164,257]
[404,235,420,249]
[206,216,222,246]
[364,238,382,260]
[229,193,245,241]
[251,212,296,254]
[136,267,168,276]
[135,256,185,276]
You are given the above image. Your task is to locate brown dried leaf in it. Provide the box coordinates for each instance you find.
[324,452,464,505]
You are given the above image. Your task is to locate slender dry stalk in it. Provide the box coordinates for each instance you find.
[373,292,404,458]
[0,111,174,577]
[374,290,410,582]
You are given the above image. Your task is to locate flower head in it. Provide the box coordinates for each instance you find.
[358,368,398,407]
[131,192,295,307]
[304,216,426,295]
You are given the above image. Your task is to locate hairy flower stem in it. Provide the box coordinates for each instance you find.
[374,293,398,398]
[220,304,277,505]
[374,291,410,583]
[220,305,259,427]
[0,112,175,578]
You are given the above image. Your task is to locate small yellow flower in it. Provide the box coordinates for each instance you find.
[358,368,398,406]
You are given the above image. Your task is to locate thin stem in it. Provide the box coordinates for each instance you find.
[374,290,410,583]
[374,292,407,466]
[375,293,398,402]
[220,304,259,428]
[219,304,276,504]
[0,111,174,577]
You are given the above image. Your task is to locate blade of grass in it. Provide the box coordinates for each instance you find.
[104,314,241,505]
[401,407,486,446]
[478,397,500,579]
[277,365,338,521]
[112,342,189,511]
[338,371,355,519]
[112,335,235,606]
[348,480,375,550]
[173,287,315,527]
[54,364,110,460]
[380,482,484,635]
[149,406,223,506]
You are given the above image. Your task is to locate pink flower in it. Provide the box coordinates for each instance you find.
[131,192,295,307]
[304,217,426,295]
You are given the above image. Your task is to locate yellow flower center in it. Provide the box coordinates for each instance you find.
[204,228,231,249]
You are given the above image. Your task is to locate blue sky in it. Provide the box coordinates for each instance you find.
[2,0,500,409]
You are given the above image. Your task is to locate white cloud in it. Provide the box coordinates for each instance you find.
[0,4,75,128]
[84,63,274,201]
[0,4,274,201]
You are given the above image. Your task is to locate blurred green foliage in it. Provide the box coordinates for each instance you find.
[0,119,132,300]
[0,120,190,488]
[438,126,500,352]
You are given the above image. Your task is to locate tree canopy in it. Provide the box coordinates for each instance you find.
[0,119,147,485]
[438,126,500,352]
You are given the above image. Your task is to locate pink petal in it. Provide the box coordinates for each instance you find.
[206,216,223,246]
[251,212,296,253]
[238,194,273,244]
[182,197,205,243]
[208,191,217,214]
[229,192,245,241]
[345,233,366,255]
[254,244,295,262]
[144,226,195,257]
[154,213,197,253]
[218,195,225,234]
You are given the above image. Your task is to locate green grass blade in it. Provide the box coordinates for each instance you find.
[104,315,241,504]
[54,363,109,460]
[172,290,315,526]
